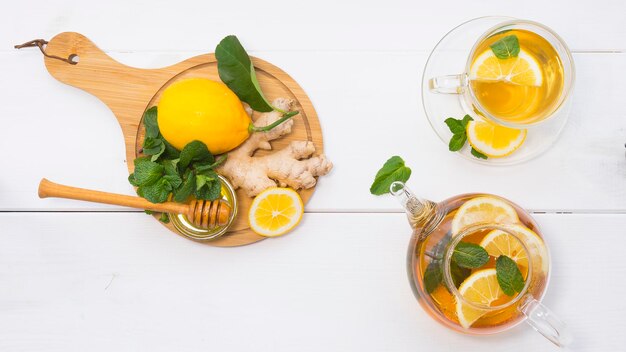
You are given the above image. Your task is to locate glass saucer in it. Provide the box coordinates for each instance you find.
[421,16,572,165]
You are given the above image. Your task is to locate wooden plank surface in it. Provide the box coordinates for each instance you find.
[0,212,623,351]
[3,1,625,52]
[2,1,625,351]
[2,51,625,212]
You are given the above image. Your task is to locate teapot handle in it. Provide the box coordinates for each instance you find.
[521,298,572,347]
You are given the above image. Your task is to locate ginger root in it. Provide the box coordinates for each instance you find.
[217,98,333,197]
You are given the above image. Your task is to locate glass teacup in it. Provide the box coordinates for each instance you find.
[429,19,575,128]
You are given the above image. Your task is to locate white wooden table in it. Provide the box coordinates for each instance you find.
[2,1,625,351]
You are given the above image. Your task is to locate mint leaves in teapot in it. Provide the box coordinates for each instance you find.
[495,255,525,296]
[452,242,489,268]
[423,238,526,296]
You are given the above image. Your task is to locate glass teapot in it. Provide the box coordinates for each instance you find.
[390,181,571,347]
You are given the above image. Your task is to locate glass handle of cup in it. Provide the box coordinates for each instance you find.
[428,74,468,94]
[520,298,572,347]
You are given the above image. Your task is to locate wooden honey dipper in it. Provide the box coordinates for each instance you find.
[38,178,232,229]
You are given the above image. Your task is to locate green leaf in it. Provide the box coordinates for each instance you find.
[163,174,183,189]
[471,148,488,159]
[496,255,525,296]
[143,107,159,139]
[195,177,222,200]
[444,118,465,134]
[369,156,412,195]
[450,261,472,288]
[144,210,154,215]
[179,140,214,170]
[216,35,273,112]
[138,178,171,203]
[452,242,489,269]
[490,35,520,59]
[143,137,166,161]
[128,173,139,187]
[159,213,170,223]
[194,154,228,173]
[162,139,180,159]
[173,172,196,203]
[132,158,164,186]
[424,261,442,294]
[448,133,467,152]
[196,172,217,191]
[161,159,180,177]
[461,114,473,126]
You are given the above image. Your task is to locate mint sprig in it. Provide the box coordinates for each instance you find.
[452,242,490,268]
[444,115,488,160]
[490,35,520,60]
[129,108,227,205]
[496,255,525,296]
[369,156,412,195]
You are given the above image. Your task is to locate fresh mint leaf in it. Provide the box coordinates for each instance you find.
[139,178,171,203]
[163,174,183,189]
[144,210,154,215]
[369,156,412,195]
[490,35,520,59]
[496,255,525,296]
[162,139,180,159]
[448,133,467,151]
[143,137,166,162]
[424,261,442,294]
[444,118,465,134]
[179,140,214,170]
[446,115,474,153]
[471,148,488,159]
[143,107,159,139]
[216,35,273,112]
[132,158,164,186]
[452,242,489,269]
[128,173,139,187]
[162,159,180,177]
[461,115,473,126]
[195,177,222,200]
[450,261,472,288]
[173,172,196,203]
[159,213,170,223]
[194,154,228,173]
[196,172,217,191]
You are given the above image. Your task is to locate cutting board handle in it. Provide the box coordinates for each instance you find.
[43,32,161,115]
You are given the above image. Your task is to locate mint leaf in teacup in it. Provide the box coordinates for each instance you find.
[490,35,520,59]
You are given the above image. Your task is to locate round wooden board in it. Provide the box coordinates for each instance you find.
[43,32,324,247]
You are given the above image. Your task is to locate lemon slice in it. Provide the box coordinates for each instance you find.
[456,269,505,328]
[470,49,542,86]
[480,229,529,273]
[451,196,519,235]
[481,225,549,274]
[466,120,527,158]
[248,187,303,237]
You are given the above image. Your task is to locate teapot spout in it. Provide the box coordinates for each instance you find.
[390,181,439,230]
[390,182,422,215]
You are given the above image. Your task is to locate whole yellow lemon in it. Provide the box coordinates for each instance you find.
[157,78,251,154]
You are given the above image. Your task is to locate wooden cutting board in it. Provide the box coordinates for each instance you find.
[41,32,324,247]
